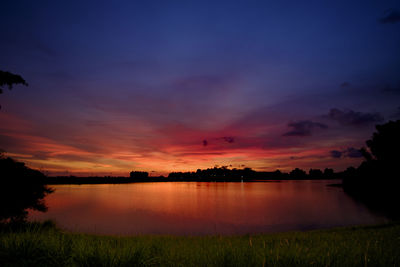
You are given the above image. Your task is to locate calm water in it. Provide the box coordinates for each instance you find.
[29,181,387,235]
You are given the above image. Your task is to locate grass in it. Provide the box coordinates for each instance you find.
[1,221,400,266]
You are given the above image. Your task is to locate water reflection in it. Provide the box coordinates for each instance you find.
[29,181,387,235]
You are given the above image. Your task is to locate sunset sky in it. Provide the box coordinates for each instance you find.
[1,1,400,176]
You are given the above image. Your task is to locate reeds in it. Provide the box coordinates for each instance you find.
[1,221,399,266]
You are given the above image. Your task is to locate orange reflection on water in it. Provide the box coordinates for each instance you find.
[29,181,387,235]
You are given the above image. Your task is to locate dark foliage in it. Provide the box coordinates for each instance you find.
[308,169,323,179]
[167,166,337,181]
[168,166,257,181]
[343,120,400,185]
[0,70,28,95]
[289,168,307,179]
[0,70,28,109]
[130,171,149,179]
[323,168,334,178]
[342,120,400,219]
[0,156,53,222]
[365,120,400,165]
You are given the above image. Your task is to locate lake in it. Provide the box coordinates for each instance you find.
[29,180,388,235]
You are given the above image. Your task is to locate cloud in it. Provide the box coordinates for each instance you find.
[221,136,235,143]
[379,9,400,24]
[283,120,328,137]
[330,150,342,158]
[382,84,400,94]
[340,82,350,88]
[202,139,208,146]
[345,147,363,158]
[201,136,235,146]
[1,32,57,58]
[330,147,363,159]
[326,108,384,126]
[392,107,400,118]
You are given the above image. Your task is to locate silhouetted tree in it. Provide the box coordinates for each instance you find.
[0,155,53,223]
[289,168,307,179]
[167,166,337,181]
[0,70,28,109]
[323,168,334,178]
[309,169,323,179]
[355,120,400,181]
[129,171,149,179]
[342,120,400,219]
[363,120,400,165]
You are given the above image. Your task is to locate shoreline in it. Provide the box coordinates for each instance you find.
[27,220,395,237]
[44,177,341,185]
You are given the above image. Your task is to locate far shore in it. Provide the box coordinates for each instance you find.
[44,176,341,185]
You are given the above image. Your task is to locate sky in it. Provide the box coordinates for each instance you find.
[1,0,400,176]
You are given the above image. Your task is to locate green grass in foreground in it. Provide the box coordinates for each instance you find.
[1,221,400,267]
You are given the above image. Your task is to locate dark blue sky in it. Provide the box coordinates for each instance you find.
[1,1,399,175]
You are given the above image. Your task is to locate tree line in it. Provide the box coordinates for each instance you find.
[167,167,337,181]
